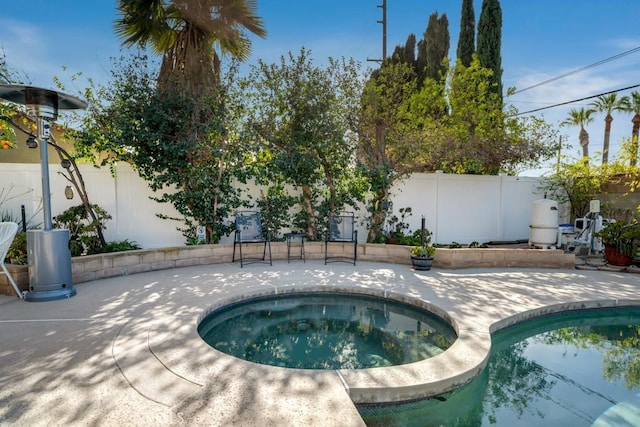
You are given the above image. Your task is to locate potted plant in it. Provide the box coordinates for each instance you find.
[410,244,436,270]
[410,226,436,271]
[594,220,640,266]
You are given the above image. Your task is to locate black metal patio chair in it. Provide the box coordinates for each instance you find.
[232,210,272,268]
[325,212,357,265]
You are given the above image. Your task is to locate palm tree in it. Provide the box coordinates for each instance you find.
[561,107,595,162]
[114,0,267,97]
[621,91,640,166]
[590,93,629,164]
[113,0,266,244]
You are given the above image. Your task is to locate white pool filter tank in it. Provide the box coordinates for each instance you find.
[529,198,559,248]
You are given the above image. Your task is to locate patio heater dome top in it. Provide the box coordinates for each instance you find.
[0,84,87,120]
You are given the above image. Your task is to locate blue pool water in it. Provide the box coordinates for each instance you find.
[198,292,457,370]
[360,307,640,426]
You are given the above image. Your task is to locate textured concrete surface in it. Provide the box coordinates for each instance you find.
[1,260,639,426]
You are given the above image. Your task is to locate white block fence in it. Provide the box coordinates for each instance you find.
[0,163,551,248]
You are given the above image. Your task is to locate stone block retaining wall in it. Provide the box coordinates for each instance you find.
[0,243,575,296]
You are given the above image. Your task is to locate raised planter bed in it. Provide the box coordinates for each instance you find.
[0,243,576,296]
[433,247,575,269]
[0,264,28,296]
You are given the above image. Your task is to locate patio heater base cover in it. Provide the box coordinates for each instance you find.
[25,229,76,302]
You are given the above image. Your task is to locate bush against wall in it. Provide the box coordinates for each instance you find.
[541,153,639,221]
[53,204,111,256]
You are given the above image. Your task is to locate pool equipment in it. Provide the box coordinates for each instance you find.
[0,85,87,301]
[529,198,559,248]
[567,200,608,255]
[557,223,576,249]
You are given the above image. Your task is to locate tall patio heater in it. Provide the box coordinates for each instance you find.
[0,84,87,301]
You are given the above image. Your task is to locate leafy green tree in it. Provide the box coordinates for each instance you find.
[73,53,243,242]
[0,50,20,149]
[445,58,557,174]
[591,92,629,164]
[114,0,266,97]
[359,57,558,241]
[477,0,503,101]
[109,1,266,242]
[541,158,613,220]
[241,48,367,239]
[456,0,475,67]
[561,107,596,161]
[358,61,441,242]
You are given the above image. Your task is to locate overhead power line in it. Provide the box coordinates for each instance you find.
[510,46,640,96]
[514,83,640,116]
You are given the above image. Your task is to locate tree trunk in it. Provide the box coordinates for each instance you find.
[366,187,390,243]
[301,185,316,238]
[579,126,589,162]
[158,24,217,98]
[602,114,613,164]
[316,150,336,212]
[631,114,640,166]
[50,139,106,246]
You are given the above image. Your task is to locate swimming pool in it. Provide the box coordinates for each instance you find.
[360,307,640,426]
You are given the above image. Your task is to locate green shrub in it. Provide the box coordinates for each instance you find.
[6,231,27,265]
[53,204,111,256]
[91,239,141,254]
[594,220,640,257]
[410,244,435,258]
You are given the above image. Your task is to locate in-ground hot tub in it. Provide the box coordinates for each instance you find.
[198,291,458,370]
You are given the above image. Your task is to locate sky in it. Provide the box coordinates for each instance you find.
[2,0,640,176]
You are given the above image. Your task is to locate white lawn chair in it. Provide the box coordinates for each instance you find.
[0,222,25,299]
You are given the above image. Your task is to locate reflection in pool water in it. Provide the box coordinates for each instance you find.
[198,292,457,370]
[360,307,640,426]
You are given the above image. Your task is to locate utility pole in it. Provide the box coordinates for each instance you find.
[367,0,387,63]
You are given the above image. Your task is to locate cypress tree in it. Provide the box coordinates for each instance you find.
[390,44,405,64]
[457,0,475,67]
[416,38,427,84]
[390,34,416,68]
[417,12,450,85]
[477,0,503,100]
[403,33,417,68]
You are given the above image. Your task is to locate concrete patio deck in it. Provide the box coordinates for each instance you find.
[1,260,639,426]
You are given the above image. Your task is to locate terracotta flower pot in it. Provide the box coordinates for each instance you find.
[604,245,633,267]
